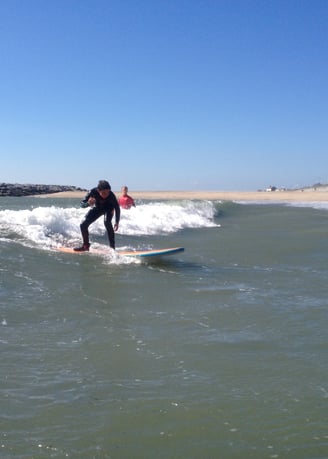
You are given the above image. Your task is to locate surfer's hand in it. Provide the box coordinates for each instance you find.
[114,223,119,231]
[88,197,96,206]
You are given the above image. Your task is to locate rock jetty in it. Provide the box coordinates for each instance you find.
[0,183,86,197]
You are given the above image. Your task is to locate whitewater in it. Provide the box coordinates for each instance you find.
[0,199,219,255]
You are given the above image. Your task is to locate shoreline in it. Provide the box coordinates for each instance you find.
[34,189,328,202]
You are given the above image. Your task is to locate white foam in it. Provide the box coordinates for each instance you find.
[237,200,328,211]
[120,201,219,235]
[286,201,328,210]
[0,201,219,250]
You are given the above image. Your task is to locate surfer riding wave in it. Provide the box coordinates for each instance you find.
[74,180,120,251]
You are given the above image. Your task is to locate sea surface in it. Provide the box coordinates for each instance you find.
[1,196,328,459]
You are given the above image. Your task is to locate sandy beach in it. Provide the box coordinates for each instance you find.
[37,189,328,202]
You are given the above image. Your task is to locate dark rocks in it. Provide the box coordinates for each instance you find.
[0,183,87,197]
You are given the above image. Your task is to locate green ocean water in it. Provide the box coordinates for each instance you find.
[1,197,328,458]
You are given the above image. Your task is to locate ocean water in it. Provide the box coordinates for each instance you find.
[1,196,328,459]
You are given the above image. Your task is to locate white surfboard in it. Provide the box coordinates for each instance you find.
[57,246,184,259]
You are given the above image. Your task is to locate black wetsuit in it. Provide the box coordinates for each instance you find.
[80,188,120,249]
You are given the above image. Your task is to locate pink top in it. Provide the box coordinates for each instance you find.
[118,194,135,209]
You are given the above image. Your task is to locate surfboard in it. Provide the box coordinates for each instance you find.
[56,246,184,259]
[120,247,184,258]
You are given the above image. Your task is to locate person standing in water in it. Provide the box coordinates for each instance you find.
[74,180,120,251]
[118,185,136,209]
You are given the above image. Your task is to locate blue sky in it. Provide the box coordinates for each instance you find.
[1,0,327,191]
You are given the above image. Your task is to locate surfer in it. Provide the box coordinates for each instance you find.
[74,180,120,251]
[118,185,136,209]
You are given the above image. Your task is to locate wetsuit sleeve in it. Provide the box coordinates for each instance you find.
[80,190,93,208]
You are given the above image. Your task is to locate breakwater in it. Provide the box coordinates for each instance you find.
[0,183,86,197]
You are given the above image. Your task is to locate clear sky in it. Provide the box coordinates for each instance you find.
[1,0,327,191]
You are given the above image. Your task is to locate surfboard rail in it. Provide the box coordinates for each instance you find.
[56,246,184,259]
[120,247,184,258]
